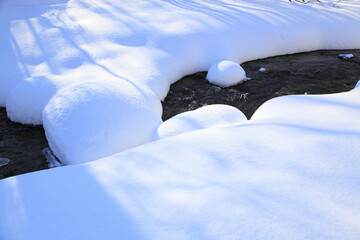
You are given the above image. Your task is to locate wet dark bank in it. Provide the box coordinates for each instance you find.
[1,49,360,180]
[0,108,49,179]
[162,49,360,120]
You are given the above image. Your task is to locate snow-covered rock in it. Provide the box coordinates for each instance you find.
[6,76,57,125]
[157,104,247,139]
[206,61,246,87]
[43,80,162,165]
[338,53,354,60]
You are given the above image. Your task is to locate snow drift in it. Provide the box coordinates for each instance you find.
[1,86,360,239]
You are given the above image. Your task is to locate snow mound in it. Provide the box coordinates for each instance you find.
[43,81,162,165]
[338,53,354,59]
[6,76,57,125]
[206,61,246,87]
[251,90,360,133]
[157,104,247,139]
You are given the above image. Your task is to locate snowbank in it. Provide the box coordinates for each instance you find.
[157,104,247,139]
[1,87,360,239]
[1,0,360,164]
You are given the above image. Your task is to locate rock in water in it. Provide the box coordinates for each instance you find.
[0,158,11,167]
[206,60,246,87]
[338,53,354,60]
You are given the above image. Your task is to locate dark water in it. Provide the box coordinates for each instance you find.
[1,49,359,179]
[162,50,360,120]
[0,108,49,179]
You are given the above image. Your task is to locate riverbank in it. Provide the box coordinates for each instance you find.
[1,49,359,179]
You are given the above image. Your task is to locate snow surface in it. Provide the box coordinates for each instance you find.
[1,0,360,239]
[157,104,247,139]
[206,60,246,87]
[1,88,360,240]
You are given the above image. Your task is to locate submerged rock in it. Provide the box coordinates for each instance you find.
[0,158,10,167]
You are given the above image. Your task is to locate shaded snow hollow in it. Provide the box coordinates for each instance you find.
[1,0,360,239]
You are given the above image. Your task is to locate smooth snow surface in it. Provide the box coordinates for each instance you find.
[157,104,247,139]
[1,88,360,240]
[206,60,246,87]
[1,0,360,239]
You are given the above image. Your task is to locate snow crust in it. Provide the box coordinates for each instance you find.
[206,60,246,87]
[157,104,247,139]
[1,1,360,238]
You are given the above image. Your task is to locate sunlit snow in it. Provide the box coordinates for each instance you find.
[1,0,360,239]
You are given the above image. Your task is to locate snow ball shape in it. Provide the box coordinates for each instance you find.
[6,76,57,125]
[43,80,162,165]
[206,60,246,87]
[157,104,247,139]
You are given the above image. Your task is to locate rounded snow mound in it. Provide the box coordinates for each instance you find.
[206,60,246,87]
[43,80,162,165]
[157,104,247,139]
[6,76,57,125]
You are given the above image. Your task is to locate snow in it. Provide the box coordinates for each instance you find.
[42,147,62,168]
[206,60,246,87]
[1,88,360,239]
[338,53,354,59]
[356,80,360,89]
[157,104,247,139]
[259,67,266,72]
[1,0,360,164]
[1,0,360,239]
[42,80,162,165]
[6,76,58,125]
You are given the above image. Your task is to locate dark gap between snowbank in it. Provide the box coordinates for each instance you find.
[162,49,360,121]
